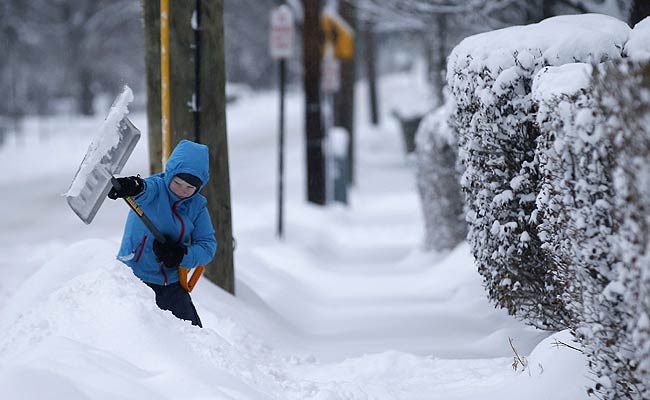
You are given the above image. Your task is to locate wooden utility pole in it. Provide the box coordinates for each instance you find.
[302,0,327,205]
[200,0,234,294]
[168,0,195,143]
[143,0,162,174]
[334,0,356,185]
[431,13,447,107]
[364,19,379,125]
[143,0,234,294]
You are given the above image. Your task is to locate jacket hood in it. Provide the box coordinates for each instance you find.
[164,140,210,193]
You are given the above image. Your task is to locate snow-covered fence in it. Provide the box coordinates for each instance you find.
[447,14,629,331]
[414,101,466,252]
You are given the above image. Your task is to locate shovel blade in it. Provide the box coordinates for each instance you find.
[66,117,140,224]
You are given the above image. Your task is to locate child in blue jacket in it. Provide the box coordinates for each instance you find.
[108,140,217,327]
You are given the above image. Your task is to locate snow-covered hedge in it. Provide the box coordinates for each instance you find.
[532,62,616,319]
[532,18,650,399]
[592,60,650,400]
[446,13,650,398]
[414,100,466,252]
[447,14,629,330]
[532,62,634,399]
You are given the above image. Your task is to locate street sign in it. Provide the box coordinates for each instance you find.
[321,12,354,60]
[270,5,295,59]
[321,45,341,93]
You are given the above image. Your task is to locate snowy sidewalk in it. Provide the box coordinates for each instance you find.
[0,75,588,399]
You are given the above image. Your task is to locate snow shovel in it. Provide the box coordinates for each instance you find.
[65,86,140,224]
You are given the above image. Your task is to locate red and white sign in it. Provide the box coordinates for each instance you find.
[269,5,295,59]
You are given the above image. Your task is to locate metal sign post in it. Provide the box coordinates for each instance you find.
[321,44,341,203]
[270,5,294,238]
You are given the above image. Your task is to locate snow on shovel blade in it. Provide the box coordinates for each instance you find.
[65,86,140,224]
[66,117,140,224]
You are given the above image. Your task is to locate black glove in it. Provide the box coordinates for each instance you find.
[108,176,144,200]
[153,238,187,269]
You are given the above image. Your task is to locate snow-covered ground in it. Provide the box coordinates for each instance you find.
[0,72,587,399]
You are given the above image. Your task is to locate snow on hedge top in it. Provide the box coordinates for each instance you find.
[447,14,630,80]
[626,16,650,61]
[532,63,593,102]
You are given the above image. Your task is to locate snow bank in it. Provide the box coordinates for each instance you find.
[0,240,588,400]
[504,330,589,399]
[0,240,269,399]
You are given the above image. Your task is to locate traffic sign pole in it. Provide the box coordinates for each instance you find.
[270,5,294,239]
[278,58,286,237]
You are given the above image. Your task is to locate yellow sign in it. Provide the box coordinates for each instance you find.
[321,13,354,60]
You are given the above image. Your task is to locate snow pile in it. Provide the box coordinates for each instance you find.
[0,240,283,399]
[0,238,587,400]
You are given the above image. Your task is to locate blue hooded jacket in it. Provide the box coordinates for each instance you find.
[117,140,217,285]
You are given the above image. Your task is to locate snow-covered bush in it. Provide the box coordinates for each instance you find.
[414,100,466,252]
[447,14,629,330]
[532,62,616,319]
[531,18,650,399]
[533,63,634,398]
[591,60,650,400]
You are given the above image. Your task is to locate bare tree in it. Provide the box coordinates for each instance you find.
[224,0,278,87]
[356,0,543,106]
[0,0,144,116]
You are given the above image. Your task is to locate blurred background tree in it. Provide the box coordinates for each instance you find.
[0,0,644,119]
[0,0,143,117]
[358,0,637,108]
[0,0,296,119]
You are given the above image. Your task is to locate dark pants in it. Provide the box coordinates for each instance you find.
[146,282,202,327]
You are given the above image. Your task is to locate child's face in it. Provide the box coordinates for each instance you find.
[170,176,197,199]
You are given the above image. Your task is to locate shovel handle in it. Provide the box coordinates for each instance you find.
[179,266,204,292]
[111,176,166,243]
